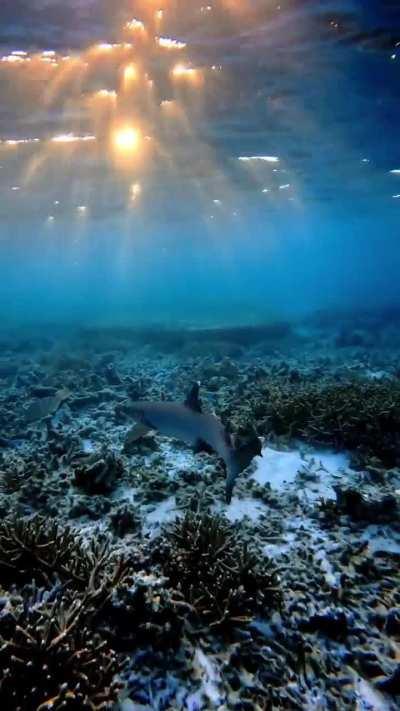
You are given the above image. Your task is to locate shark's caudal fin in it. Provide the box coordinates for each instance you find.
[184,381,202,413]
[235,435,262,472]
[225,434,262,504]
[225,466,239,505]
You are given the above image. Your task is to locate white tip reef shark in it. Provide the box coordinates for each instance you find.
[125,382,262,503]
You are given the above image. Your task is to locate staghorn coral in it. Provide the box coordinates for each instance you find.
[245,378,400,466]
[0,516,127,600]
[154,511,282,630]
[0,595,121,710]
[0,518,133,709]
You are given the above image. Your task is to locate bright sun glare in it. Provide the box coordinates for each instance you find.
[112,127,140,153]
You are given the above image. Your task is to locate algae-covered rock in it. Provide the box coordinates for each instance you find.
[73,453,124,494]
[334,486,399,523]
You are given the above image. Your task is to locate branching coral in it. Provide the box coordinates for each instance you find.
[0,517,131,709]
[253,379,400,465]
[0,516,127,602]
[154,511,282,630]
[0,596,121,710]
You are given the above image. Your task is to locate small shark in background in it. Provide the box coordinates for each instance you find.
[24,388,71,424]
[124,382,262,503]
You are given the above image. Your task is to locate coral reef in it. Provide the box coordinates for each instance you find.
[263,379,400,465]
[0,517,128,710]
[0,595,121,710]
[333,486,399,523]
[0,317,400,709]
[154,511,282,630]
[73,453,124,495]
[223,375,400,467]
[0,515,127,599]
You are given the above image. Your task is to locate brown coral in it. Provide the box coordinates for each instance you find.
[0,515,127,601]
[0,596,121,710]
[154,511,282,630]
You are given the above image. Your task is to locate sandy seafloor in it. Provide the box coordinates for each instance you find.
[1,311,400,711]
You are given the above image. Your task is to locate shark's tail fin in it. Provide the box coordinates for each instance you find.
[225,433,262,504]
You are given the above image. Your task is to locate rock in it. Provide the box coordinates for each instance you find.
[70,393,101,408]
[376,665,400,695]
[103,364,122,386]
[29,386,57,398]
[110,506,140,537]
[218,357,239,378]
[73,454,124,494]
[334,487,399,523]
[357,650,384,678]
[288,368,301,383]
[207,376,224,391]
[125,379,147,400]
[385,609,400,636]
[298,608,349,639]
[24,388,71,423]
[0,362,18,378]
[335,329,370,348]
[69,496,112,519]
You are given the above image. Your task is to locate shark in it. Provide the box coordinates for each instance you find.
[124,382,262,503]
[24,388,72,424]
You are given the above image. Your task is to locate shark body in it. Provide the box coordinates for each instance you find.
[125,383,261,502]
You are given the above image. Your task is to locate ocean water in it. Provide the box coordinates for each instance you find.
[1,3,400,711]
[0,0,399,329]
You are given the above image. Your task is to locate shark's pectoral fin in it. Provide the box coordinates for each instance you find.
[125,422,153,445]
[184,382,202,413]
[193,438,214,455]
[225,468,236,504]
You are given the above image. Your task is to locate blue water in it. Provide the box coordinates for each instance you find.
[0,0,399,328]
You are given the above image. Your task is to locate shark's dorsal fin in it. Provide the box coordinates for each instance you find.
[184,382,202,413]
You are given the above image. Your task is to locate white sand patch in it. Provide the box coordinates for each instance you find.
[72,518,108,537]
[303,687,328,710]
[186,649,224,709]
[142,495,179,537]
[252,446,350,502]
[159,441,199,477]
[81,438,96,454]
[120,649,225,711]
[361,525,400,556]
[223,497,266,523]
[110,483,137,504]
[314,547,340,588]
[145,440,202,479]
[263,533,296,558]
[354,676,394,711]
[263,513,340,588]
[252,447,304,489]
[365,369,390,381]
[118,700,141,711]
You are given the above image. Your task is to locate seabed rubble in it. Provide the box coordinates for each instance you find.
[0,316,399,709]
